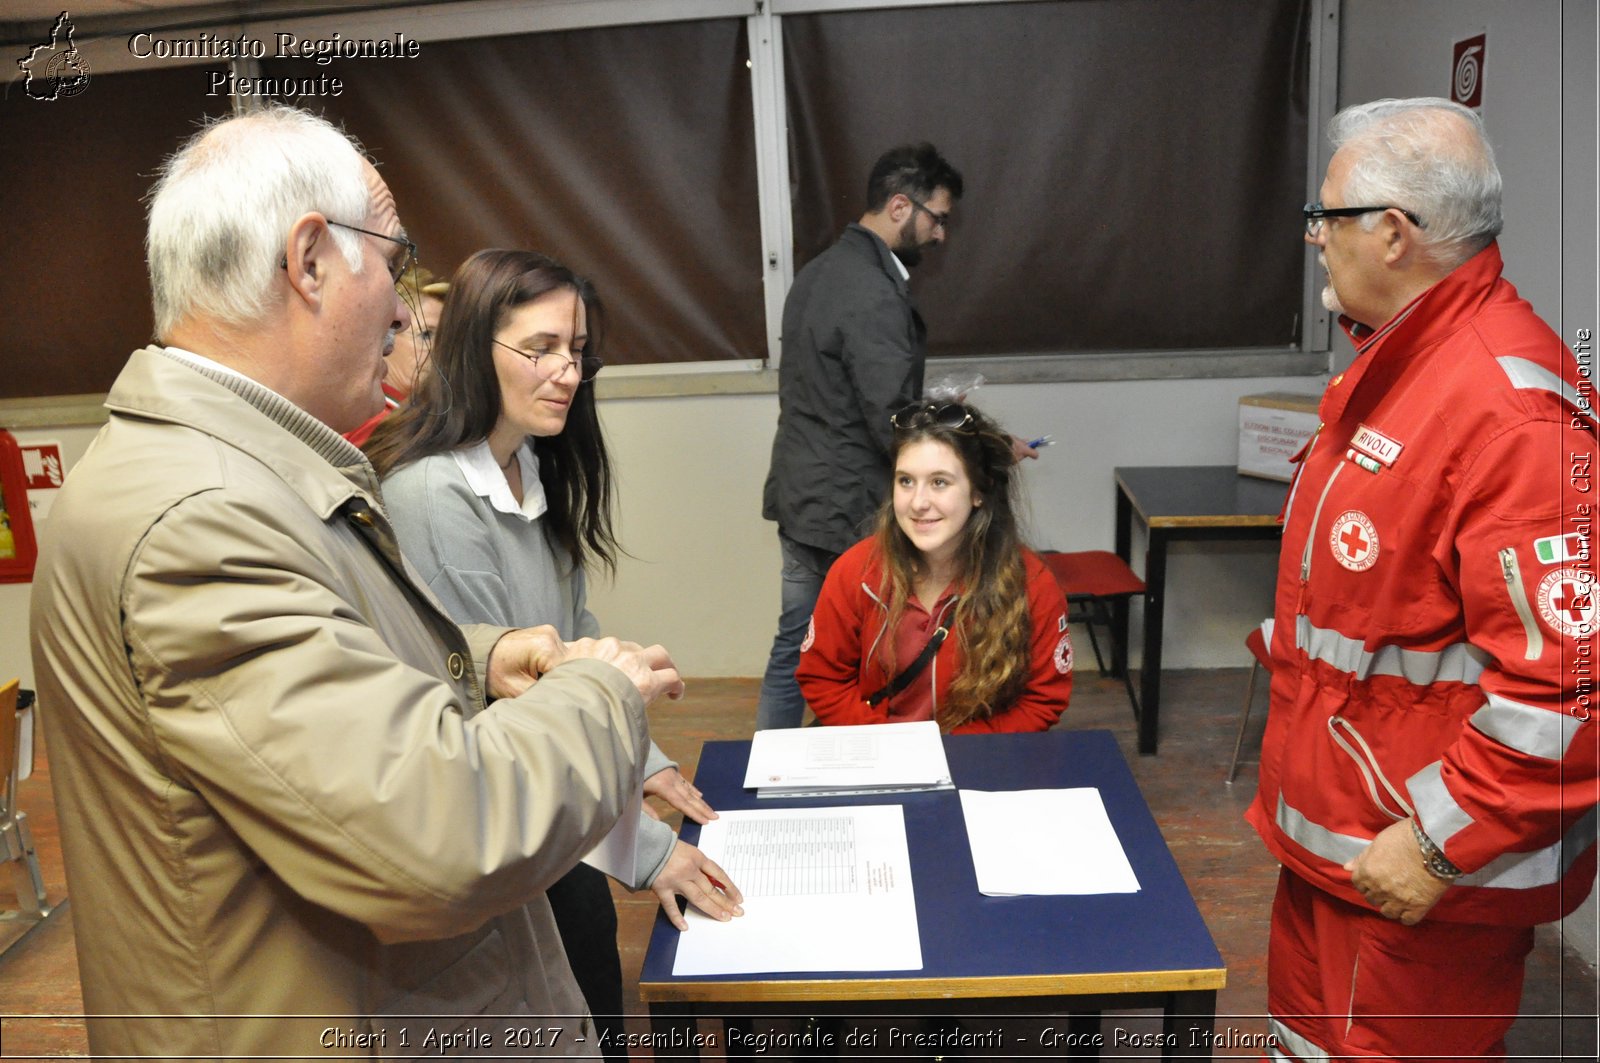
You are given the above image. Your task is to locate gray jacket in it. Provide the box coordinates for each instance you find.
[763,224,926,555]
[381,451,676,888]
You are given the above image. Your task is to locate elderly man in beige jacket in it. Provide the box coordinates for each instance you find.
[29,105,692,1060]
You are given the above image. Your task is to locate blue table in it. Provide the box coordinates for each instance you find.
[638,730,1226,1059]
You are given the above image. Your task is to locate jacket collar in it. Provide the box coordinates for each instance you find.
[105,347,380,520]
[843,223,912,298]
[1324,242,1506,425]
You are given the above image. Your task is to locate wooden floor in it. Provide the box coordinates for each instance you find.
[2,668,1597,1059]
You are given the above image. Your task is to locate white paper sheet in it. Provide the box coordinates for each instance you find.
[958,788,1140,895]
[743,720,952,797]
[671,805,922,976]
[580,795,641,881]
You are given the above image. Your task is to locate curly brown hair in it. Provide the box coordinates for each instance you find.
[873,403,1031,730]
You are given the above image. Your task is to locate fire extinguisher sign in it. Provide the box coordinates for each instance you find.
[19,441,65,522]
[1452,33,1486,110]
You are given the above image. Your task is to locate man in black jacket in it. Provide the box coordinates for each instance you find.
[757,143,964,730]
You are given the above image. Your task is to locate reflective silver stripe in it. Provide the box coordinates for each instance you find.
[1277,794,1370,864]
[1268,1016,1330,1062]
[1470,693,1586,759]
[1285,785,1597,892]
[1461,807,1598,890]
[1295,617,1488,685]
[1497,356,1598,424]
[1408,761,1473,847]
[1410,761,1599,888]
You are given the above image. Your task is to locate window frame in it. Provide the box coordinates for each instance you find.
[4,0,1337,420]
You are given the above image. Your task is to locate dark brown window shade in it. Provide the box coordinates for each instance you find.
[784,0,1311,356]
[262,17,766,367]
[1,66,229,399]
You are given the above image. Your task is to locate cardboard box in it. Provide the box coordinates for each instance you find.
[1238,392,1321,482]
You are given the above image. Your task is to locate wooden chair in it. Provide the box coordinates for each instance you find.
[1226,620,1275,783]
[1040,550,1145,719]
[1,678,51,921]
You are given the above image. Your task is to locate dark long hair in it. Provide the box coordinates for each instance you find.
[364,248,618,575]
[873,403,1029,730]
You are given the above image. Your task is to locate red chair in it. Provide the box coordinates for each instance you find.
[1226,619,1275,783]
[1040,550,1145,719]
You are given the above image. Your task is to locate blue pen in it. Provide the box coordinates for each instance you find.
[1026,435,1055,448]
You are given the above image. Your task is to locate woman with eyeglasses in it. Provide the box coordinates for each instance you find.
[365,249,740,1060]
[796,401,1073,732]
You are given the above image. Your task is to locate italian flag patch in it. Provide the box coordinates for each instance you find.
[1534,533,1588,564]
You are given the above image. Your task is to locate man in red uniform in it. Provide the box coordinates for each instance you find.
[1248,97,1598,1059]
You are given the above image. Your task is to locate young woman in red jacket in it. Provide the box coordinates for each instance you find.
[796,401,1073,732]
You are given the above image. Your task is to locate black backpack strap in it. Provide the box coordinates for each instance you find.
[865,597,959,707]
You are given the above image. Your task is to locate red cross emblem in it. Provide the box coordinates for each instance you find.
[1329,510,1379,572]
[1539,568,1597,638]
[1556,582,1592,622]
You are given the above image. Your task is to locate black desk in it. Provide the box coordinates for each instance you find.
[638,730,1226,1059]
[1113,466,1287,755]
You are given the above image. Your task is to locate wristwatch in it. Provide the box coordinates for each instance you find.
[1412,819,1464,881]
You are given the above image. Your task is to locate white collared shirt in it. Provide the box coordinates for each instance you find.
[451,439,547,522]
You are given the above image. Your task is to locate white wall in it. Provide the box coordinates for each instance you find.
[589,374,1315,677]
[1339,0,1600,968]
[2,371,1316,691]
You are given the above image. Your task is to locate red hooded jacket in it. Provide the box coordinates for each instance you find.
[1247,244,1599,925]
[797,537,1073,732]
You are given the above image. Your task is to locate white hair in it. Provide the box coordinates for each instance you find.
[146,105,372,338]
[1329,97,1502,272]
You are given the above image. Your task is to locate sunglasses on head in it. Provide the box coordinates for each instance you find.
[890,402,975,432]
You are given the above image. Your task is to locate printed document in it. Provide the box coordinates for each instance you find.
[959,788,1140,895]
[744,720,953,797]
[671,805,922,975]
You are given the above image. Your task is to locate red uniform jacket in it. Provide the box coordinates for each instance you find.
[343,382,404,448]
[1247,244,1599,925]
[796,538,1073,732]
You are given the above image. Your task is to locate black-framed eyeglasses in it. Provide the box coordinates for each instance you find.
[891,401,974,432]
[1303,202,1423,238]
[906,196,951,230]
[326,220,418,284]
[491,339,603,383]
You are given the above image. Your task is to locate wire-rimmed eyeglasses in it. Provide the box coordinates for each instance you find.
[1303,202,1423,238]
[326,220,418,284]
[906,196,951,230]
[491,339,603,383]
[891,401,974,432]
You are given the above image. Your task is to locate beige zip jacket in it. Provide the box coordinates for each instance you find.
[30,347,649,1060]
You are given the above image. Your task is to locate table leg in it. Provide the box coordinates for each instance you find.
[1113,484,1134,679]
[1161,989,1217,1058]
[649,1002,702,1059]
[1137,528,1168,755]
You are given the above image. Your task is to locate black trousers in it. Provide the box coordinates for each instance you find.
[546,861,627,1063]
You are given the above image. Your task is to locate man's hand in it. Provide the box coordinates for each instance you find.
[485,625,566,699]
[488,628,686,705]
[644,766,718,825]
[649,840,744,931]
[1010,434,1040,462]
[1344,819,1452,925]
